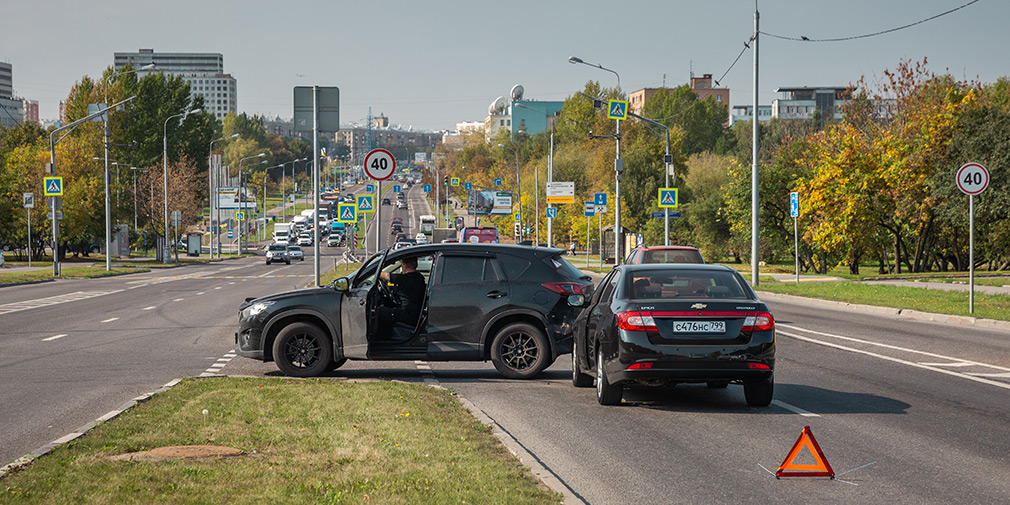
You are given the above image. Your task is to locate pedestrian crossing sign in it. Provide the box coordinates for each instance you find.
[608,99,628,120]
[44,176,63,196]
[357,195,373,211]
[658,188,679,208]
[451,177,460,187]
[337,203,357,223]
[236,211,245,221]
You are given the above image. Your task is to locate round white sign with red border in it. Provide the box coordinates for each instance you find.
[364,148,396,181]
[956,162,989,196]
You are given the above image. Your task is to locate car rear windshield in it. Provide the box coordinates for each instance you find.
[641,249,705,264]
[548,254,586,280]
[627,269,750,300]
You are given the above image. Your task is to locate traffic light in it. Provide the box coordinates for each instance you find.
[444,175,448,186]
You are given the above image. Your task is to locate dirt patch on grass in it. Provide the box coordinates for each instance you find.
[111,445,245,462]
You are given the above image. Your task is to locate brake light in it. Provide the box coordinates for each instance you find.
[741,311,774,332]
[616,311,657,332]
[541,282,586,295]
[627,362,655,370]
[747,362,771,370]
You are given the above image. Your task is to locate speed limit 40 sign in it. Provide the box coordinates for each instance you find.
[957,162,990,195]
[364,148,395,181]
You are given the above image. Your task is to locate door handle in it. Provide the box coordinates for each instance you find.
[486,291,506,299]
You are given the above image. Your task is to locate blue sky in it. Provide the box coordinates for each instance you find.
[4,0,1003,131]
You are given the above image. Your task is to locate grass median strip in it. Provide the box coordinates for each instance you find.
[0,378,560,505]
[756,281,1010,322]
[0,265,149,285]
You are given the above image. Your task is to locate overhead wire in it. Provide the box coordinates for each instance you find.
[763,0,982,42]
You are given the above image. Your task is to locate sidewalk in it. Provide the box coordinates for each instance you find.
[864,279,1010,296]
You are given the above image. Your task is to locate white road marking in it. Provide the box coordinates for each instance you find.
[142,306,156,310]
[42,334,67,342]
[196,292,205,295]
[101,317,119,323]
[173,298,184,302]
[214,286,222,290]
[778,328,1010,392]
[967,372,1010,378]
[201,349,237,376]
[0,290,123,315]
[771,400,819,417]
[919,362,974,367]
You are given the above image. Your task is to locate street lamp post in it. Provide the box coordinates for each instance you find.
[497,143,522,241]
[163,108,202,263]
[280,158,306,222]
[513,102,557,247]
[570,55,623,264]
[130,166,143,239]
[237,153,268,254]
[209,133,240,258]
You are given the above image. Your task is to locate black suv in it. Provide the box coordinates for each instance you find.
[237,244,593,378]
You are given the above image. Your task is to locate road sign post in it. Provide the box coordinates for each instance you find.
[790,192,799,284]
[957,162,990,314]
[364,148,395,249]
[24,193,34,266]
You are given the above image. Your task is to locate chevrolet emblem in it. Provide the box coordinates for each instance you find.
[691,303,707,310]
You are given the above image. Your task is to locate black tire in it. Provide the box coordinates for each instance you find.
[596,346,622,405]
[490,323,550,379]
[707,381,729,389]
[286,260,291,264]
[300,257,304,261]
[744,374,774,407]
[571,339,593,388]
[272,322,333,377]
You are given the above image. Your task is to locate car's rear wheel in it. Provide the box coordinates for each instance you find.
[491,323,549,379]
[571,339,593,388]
[596,346,622,405]
[272,322,333,377]
[744,374,774,407]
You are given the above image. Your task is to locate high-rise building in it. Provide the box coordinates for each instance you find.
[0,62,12,99]
[114,48,237,120]
[0,62,24,128]
[23,99,39,124]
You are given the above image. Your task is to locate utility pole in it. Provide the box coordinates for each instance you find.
[751,2,761,286]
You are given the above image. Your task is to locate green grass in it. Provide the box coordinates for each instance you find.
[0,265,150,285]
[897,276,1010,287]
[0,378,559,505]
[320,262,362,286]
[755,281,1010,321]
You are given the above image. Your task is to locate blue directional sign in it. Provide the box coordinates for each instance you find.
[337,203,357,223]
[546,207,557,219]
[594,192,607,206]
[494,178,502,187]
[423,184,431,193]
[651,211,682,218]
[658,188,679,208]
[464,182,472,191]
[790,191,799,218]
[227,229,234,239]
[357,195,373,211]
[366,184,374,192]
[584,202,595,217]
[393,184,401,193]
[44,176,63,196]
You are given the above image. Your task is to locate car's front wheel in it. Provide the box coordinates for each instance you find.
[571,339,593,388]
[491,323,550,379]
[596,346,622,405]
[744,374,774,407]
[272,322,333,377]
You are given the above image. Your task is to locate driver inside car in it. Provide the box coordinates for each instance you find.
[377,256,426,339]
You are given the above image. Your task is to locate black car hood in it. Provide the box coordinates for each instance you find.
[240,286,331,309]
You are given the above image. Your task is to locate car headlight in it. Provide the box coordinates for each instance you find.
[243,301,275,319]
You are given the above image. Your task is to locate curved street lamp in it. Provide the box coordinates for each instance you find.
[163,108,202,263]
[209,133,240,258]
[237,153,268,253]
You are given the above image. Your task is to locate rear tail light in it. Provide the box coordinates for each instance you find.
[616,311,658,332]
[747,362,771,370]
[541,282,587,295]
[741,311,774,332]
[627,362,655,370]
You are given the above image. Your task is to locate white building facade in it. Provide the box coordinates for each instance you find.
[114,49,237,120]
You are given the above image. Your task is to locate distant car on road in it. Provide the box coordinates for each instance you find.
[327,234,343,247]
[571,264,774,406]
[298,235,312,246]
[382,198,391,206]
[265,243,291,265]
[287,245,305,261]
[415,233,428,245]
[625,246,705,265]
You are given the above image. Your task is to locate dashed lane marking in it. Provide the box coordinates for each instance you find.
[200,350,238,376]
[0,290,124,315]
[771,400,820,417]
[101,317,119,323]
[42,334,67,342]
[142,306,156,311]
[173,298,184,302]
[414,360,438,384]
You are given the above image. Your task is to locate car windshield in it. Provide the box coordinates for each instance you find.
[626,269,750,300]
[288,246,302,252]
[268,244,286,251]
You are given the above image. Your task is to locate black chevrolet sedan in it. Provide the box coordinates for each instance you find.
[571,264,775,406]
[237,243,593,379]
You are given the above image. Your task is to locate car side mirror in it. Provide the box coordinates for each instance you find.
[567,294,585,307]
[333,277,349,291]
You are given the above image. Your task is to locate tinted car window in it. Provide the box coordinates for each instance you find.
[627,269,749,299]
[440,256,488,284]
[499,253,532,280]
[591,270,617,304]
[353,253,384,288]
[642,249,705,264]
[599,270,621,303]
[268,244,286,252]
[548,254,585,280]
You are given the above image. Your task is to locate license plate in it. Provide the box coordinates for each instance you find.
[672,321,726,333]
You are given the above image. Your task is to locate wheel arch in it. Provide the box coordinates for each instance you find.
[480,310,553,361]
[262,309,340,361]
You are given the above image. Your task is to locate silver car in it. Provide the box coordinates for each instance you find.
[287,245,305,261]
[265,243,290,265]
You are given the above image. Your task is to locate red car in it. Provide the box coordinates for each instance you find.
[625,246,704,265]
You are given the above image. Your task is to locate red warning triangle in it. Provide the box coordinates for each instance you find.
[775,426,835,478]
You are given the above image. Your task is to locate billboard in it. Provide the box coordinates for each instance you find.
[546,182,575,204]
[217,187,257,211]
[467,190,512,215]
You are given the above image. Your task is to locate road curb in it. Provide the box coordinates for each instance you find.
[756,291,1010,332]
[0,378,182,479]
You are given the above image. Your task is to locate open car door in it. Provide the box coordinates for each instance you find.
[339,251,386,358]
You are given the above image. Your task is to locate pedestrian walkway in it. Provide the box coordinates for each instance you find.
[864,279,1010,296]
